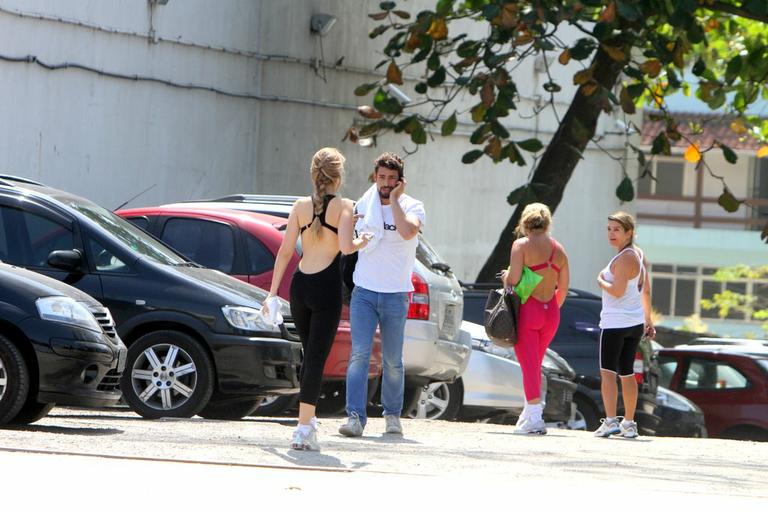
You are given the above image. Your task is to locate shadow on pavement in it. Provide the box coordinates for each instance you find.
[261,446,364,470]
[4,425,124,436]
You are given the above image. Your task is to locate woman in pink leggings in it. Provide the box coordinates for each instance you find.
[501,203,569,434]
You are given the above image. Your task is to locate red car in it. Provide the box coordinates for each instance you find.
[117,205,382,413]
[657,345,768,441]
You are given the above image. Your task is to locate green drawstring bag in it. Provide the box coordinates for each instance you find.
[513,266,543,304]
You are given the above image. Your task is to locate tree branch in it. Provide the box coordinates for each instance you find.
[702,1,768,23]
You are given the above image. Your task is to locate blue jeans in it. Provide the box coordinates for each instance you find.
[346,286,409,426]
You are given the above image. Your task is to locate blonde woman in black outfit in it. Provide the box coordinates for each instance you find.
[263,147,369,450]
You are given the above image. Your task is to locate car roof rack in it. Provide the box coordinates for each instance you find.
[0,174,45,186]
[207,194,300,203]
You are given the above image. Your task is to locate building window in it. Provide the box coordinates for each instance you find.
[638,158,685,197]
[650,263,765,322]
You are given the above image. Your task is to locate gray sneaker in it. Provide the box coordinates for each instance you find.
[338,412,364,437]
[290,426,320,451]
[619,419,639,439]
[384,414,403,435]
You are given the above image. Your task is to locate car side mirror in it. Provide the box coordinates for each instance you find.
[47,249,83,272]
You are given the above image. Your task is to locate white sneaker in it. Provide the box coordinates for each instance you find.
[594,417,620,437]
[514,416,547,435]
[384,415,403,435]
[290,426,320,451]
[619,419,639,439]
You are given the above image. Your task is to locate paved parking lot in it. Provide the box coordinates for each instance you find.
[1,407,767,507]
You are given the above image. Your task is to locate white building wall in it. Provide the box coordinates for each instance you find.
[0,0,629,290]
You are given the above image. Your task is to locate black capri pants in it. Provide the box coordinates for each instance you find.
[599,323,644,376]
[289,254,342,406]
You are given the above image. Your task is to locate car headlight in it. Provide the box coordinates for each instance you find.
[36,297,101,333]
[221,305,280,333]
[657,387,700,412]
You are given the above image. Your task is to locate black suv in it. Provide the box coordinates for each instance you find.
[0,175,301,420]
[0,262,126,425]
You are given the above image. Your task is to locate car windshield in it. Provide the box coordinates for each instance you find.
[66,200,187,266]
[756,359,768,376]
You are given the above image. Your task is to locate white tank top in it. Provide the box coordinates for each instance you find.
[600,247,645,329]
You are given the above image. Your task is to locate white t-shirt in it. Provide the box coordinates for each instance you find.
[353,195,426,293]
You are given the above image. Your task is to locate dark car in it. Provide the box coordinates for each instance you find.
[0,262,126,425]
[116,205,383,415]
[654,386,707,438]
[0,175,301,420]
[462,284,661,434]
[657,344,768,441]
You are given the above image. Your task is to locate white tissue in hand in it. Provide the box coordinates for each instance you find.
[260,296,283,325]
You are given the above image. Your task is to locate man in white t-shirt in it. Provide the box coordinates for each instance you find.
[339,152,425,437]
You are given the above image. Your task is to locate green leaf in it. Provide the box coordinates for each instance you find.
[651,132,671,155]
[354,82,379,96]
[369,25,390,39]
[427,51,441,71]
[626,83,645,99]
[506,186,527,206]
[469,124,491,144]
[426,66,446,87]
[543,81,562,93]
[471,103,487,123]
[482,3,501,20]
[457,40,481,58]
[720,143,738,164]
[615,176,635,202]
[436,0,454,15]
[379,1,396,10]
[414,82,427,94]
[411,124,427,145]
[592,22,611,41]
[623,66,643,80]
[570,38,596,60]
[517,138,544,153]
[718,188,742,213]
[462,150,484,164]
[491,121,510,139]
[616,1,642,21]
[692,59,706,77]
[726,56,743,84]
[373,89,403,115]
[441,112,457,136]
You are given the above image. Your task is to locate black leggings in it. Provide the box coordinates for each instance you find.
[289,254,342,406]
[599,324,644,376]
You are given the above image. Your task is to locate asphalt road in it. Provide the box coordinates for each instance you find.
[1,408,766,508]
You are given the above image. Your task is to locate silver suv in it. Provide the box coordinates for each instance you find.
[173,195,471,388]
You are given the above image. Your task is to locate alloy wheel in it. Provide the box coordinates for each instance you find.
[408,382,450,420]
[130,343,197,411]
[0,356,6,401]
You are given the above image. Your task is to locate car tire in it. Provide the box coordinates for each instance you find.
[253,394,298,416]
[573,394,600,431]
[403,380,462,421]
[198,397,263,420]
[10,400,56,425]
[120,330,214,419]
[0,336,30,425]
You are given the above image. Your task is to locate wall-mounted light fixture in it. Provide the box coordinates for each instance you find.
[310,13,337,36]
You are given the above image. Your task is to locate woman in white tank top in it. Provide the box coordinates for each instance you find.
[594,212,655,439]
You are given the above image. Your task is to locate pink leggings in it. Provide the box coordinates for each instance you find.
[514,296,560,401]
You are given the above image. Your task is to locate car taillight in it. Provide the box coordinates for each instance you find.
[633,351,644,384]
[408,273,430,320]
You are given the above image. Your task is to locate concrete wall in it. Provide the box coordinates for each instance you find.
[0,0,630,291]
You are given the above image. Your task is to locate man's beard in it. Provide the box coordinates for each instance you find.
[378,187,391,199]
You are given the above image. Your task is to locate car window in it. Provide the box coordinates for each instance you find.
[0,214,7,261]
[126,217,150,232]
[683,358,749,390]
[86,236,131,273]
[0,207,75,268]
[657,355,678,388]
[756,359,768,376]
[415,235,445,273]
[245,234,275,275]
[65,200,186,266]
[161,218,235,273]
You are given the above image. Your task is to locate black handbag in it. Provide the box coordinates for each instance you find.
[483,288,521,348]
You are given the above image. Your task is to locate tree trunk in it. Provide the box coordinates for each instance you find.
[475,46,627,282]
